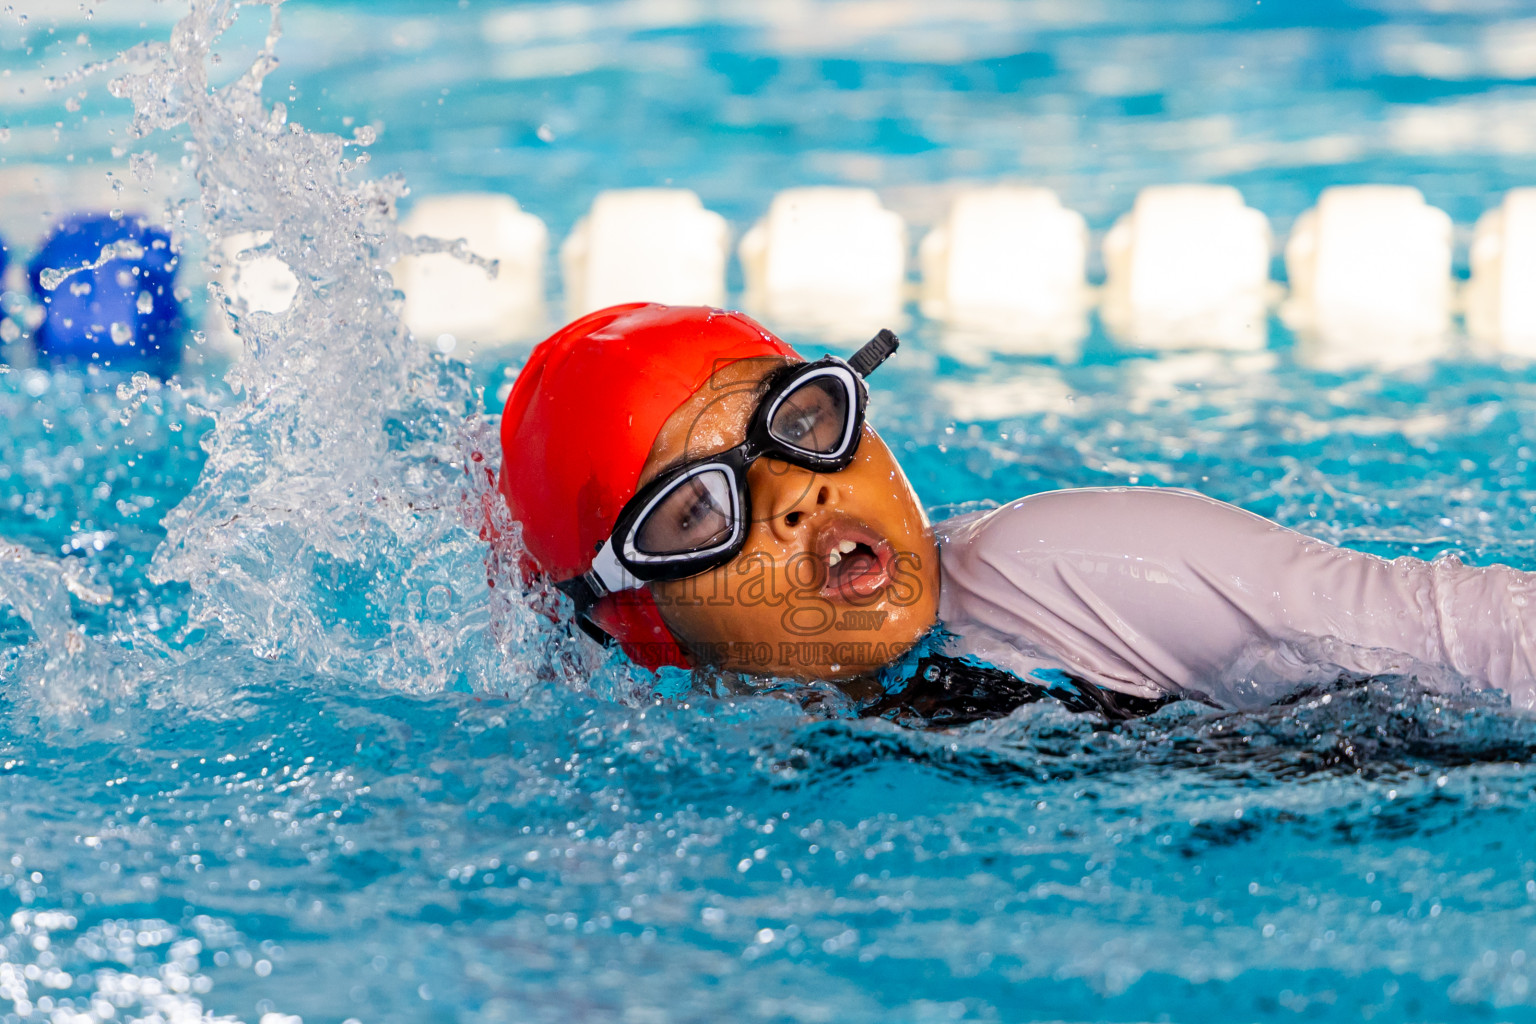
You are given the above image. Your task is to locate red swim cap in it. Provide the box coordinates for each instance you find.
[498,303,799,668]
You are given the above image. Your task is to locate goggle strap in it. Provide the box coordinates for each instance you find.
[555,539,644,613]
[848,328,900,378]
[573,612,618,648]
[556,546,638,649]
[552,573,626,649]
[588,537,645,594]
[555,574,602,612]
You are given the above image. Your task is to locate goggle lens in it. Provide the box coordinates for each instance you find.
[633,466,738,556]
[767,375,852,456]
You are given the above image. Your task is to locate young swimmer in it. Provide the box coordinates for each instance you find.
[497,302,1536,716]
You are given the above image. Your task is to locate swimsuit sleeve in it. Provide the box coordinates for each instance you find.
[935,487,1536,709]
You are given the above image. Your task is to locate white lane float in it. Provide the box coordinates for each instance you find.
[932,369,1077,422]
[1101,184,1272,351]
[396,193,548,356]
[1283,185,1453,369]
[919,186,1089,358]
[560,188,729,317]
[1467,189,1536,357]
[739,187,906,341]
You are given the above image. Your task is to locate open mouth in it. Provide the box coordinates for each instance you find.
[813,519,895,602]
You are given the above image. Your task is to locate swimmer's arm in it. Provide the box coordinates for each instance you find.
[937,486,1536,707]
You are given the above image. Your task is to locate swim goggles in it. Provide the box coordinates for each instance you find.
[557,329,900,623]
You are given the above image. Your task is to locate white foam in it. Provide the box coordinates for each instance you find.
[560,188,728,317]
[1101,184,1272,351]
[396,193,548,356]
[1283,185,1453,368]
[919,186,1088,354]
[739,186,907,341]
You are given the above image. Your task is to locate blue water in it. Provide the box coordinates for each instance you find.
[6,1,1536,1021]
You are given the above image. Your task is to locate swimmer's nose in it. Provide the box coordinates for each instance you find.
[752,458,839,540]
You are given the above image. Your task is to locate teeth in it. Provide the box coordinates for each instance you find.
[827,551,842,566]
[838,540,857,554]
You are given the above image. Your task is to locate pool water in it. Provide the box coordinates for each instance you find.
[6,1,1536,1021]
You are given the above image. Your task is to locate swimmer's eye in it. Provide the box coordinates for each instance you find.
[635,469,735,555]
[769,378,848,455]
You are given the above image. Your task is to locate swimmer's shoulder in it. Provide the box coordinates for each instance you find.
[935,485,1279,557]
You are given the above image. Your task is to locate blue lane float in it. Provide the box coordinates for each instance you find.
[26,212,182,371]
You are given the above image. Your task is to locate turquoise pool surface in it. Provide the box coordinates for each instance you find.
[6,1,1536,1021]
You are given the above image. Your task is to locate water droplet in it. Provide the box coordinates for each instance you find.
[109,322,133,345]
[136,291,153,314]
[128,150,155,181]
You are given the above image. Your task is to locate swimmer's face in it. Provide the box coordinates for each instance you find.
[641,356,941,681]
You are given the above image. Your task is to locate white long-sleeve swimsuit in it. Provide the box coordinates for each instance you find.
[936,487,1536,709]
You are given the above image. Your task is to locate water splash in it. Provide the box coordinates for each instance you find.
[52,0,596,702]
[0,540,146,724]
[36,238,147,292]
[0,541,101,660]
